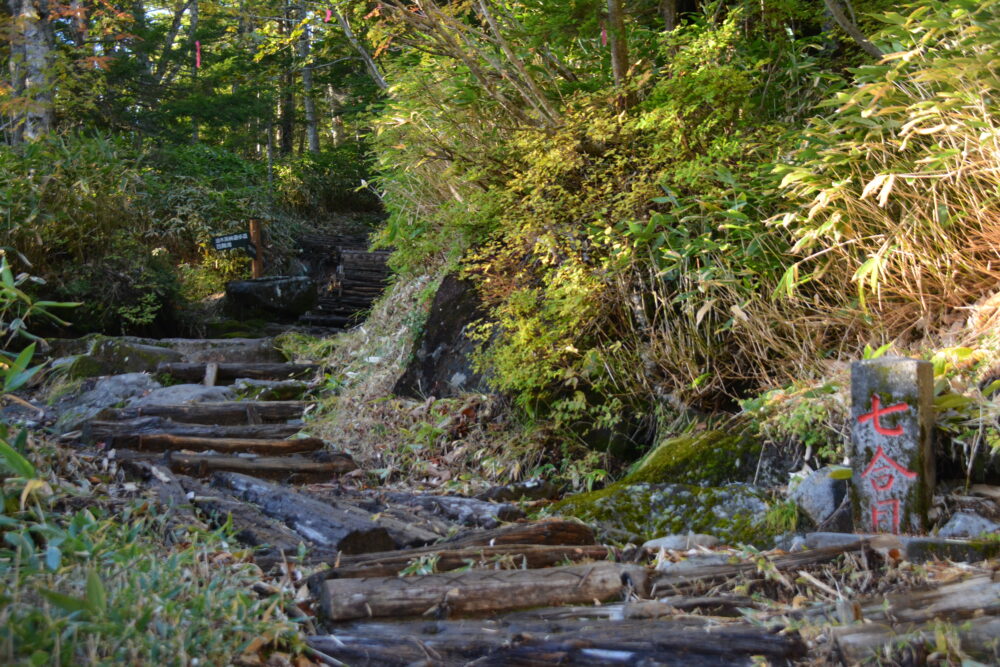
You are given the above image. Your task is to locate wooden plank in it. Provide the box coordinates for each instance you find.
[306,615,805,665]
[211,472,394,554]
[83,417,302,447]
[834,614,1000,664]
[203,362,218,387]
[312,544,613,580]
[383,491,525,528]
[99,401,311,425]
[442,518,596,549]
[169,452,356,482]
[157,362,318,383]
[133,433,324,455]
[315,561,649,622]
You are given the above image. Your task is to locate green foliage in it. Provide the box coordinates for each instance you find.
[275,145,381,215]
[774,0,1000,334]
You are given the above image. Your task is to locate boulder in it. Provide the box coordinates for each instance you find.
[789,466,848,526]
[49,336,183,378]
[625,430,761,486]
[550,482,771,546]
[53,373,161,432]
[394,274,490,398]
[225,276,317,320]
[938,512,1000,538]
[128,384,234,407]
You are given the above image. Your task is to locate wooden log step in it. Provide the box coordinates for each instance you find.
[443,518,596,549]
[311,544,613,581]
[132,433,324,455]
[83,417,302,447]
[169,451,356,482]
[297,314,352,328]
[177,476,333,569]
[156,362,318,383]
[383,491,525,528]
[211,472,394,554]
[99,401,311,425]
[648,539,868,596]
[314,561,650,622]
[307,617,805,667]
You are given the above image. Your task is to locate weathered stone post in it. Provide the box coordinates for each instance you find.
[850,357,934,534]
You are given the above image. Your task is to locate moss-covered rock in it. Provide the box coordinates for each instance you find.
[48,336,183,378]
[625,430,761,486]
[549,481,773,546]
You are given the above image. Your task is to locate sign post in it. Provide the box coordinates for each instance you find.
[211,223,265,278]
[249,219,264,279]
[850,357,934,534]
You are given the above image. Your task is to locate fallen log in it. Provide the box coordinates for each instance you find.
[314,561,649,621]
[170,451,356,482]
[99,401,311,425]
[157,362,319,383]
[443,518,596,549]
[312,544,612,580]
[133,433,324,455]
[211,472,393,554]
[177,476,334,569]
[649,540,868,596]
[83,417,302,447]
[383,491,524,528]
[306,615,805,666]
[833,614,1000,664]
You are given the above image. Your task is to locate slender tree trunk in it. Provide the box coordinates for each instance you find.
[606,0,631,109]
[659,0,677,31]
[189,0,199,142]
[6,0,27,143]
[16,0,53,139]
[297,5,319,153]
[278,2,295,155]
[823,0,882,58]
[332,7,387,91]
[326,84,345,147]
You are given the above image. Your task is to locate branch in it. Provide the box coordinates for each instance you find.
[823,0,882,59]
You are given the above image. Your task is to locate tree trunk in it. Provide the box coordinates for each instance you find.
[17,0,53,139]
[297,5,320,153]
[606,0,631,109]
[332,7,388,91]
[189,0,199,142]
[6,0,26,143]
[660,0,677,31]
[83,416,302,447]
[169,451,356,482]
[279,3,295,155]
[132,433,325,455]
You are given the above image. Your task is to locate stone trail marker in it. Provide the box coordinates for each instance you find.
[850,357,934,534]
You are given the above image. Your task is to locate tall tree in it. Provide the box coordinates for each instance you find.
[6,0,53,140]
[606,0,630,109]
[297,4,319,152]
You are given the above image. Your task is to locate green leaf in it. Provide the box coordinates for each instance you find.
[45,545,62,571]
[828,467,853,480]
[0,439,35,478]
[85,569,107,615]
[39,589,90,615]
[934,393,974,410]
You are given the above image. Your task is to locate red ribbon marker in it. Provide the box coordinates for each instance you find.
[325,8,332,22]
[601,26,608,47]
[195,40,201,68]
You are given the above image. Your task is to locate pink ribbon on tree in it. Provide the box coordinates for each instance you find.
[195,40,202,68]
[325,8,332,22]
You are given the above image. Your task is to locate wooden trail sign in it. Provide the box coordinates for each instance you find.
[850,357,934,534]
[211,220,264,278]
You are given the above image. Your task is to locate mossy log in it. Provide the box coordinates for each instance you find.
[442,518,596,549]
[99,401,311,425]
[315,561,649,621]
[157,362,319,383]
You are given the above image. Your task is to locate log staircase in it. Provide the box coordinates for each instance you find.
[295,234,391,329]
